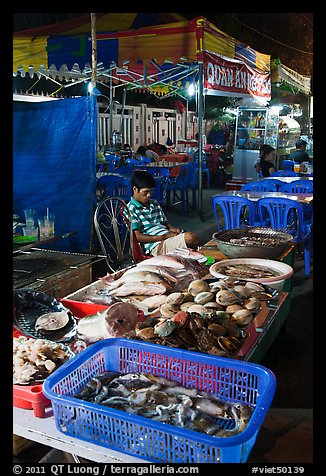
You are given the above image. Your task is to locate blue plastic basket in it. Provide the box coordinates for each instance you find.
[43,338,276,463]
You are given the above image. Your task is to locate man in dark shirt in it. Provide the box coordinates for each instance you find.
[287,139,310,164]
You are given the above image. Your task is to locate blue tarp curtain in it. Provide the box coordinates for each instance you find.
[13,96,98,253]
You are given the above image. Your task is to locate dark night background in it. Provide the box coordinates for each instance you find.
[13,12,313,76]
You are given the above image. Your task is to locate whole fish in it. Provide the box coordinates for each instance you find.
[103,270,172,291]
[109,282,170,297]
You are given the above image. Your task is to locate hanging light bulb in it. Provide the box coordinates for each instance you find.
[187,83,195,97]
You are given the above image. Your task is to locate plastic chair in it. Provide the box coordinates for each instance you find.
[257,197,313,276]
[98,175,132,202]
[211,195,257,231]
[192,151,211,188]
[281,160,297,171]
[166,163,197,212]
[241,180,278,192]
[94,197,150,272]
[278,180,313,194]
[270,170,300,177]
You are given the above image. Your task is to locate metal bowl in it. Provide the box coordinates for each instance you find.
[212,227,293,260]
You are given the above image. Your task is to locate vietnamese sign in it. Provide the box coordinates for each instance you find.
[203,51,271,99]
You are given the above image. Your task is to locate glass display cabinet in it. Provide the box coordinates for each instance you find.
[232,107,279,181]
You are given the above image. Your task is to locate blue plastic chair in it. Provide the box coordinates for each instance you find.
[192,151,211,188]
[97,175,132,202]
[211,195,257,231]
[281,160,298,171]
[279,180,313,194]
[166,163,197,212]
[270,170,300,177]
[241,180,278,192]
[257,197,313,276]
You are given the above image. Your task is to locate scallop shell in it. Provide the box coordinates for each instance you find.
[194,291,215,305]
[165,292,185,306]
[216,290,241,306]
[188,280,210,296]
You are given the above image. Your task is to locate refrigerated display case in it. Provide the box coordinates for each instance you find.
[232,107,279,181]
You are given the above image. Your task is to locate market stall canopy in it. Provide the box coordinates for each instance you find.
[13,14,270,81]
[271,59,311,96]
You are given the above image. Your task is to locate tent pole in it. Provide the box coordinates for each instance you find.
[197,61,205,221]
[120,87,126,142]
[90,13,97,88]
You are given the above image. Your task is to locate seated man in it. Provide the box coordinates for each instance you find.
[127,170,200,256]
[287,139,310,164]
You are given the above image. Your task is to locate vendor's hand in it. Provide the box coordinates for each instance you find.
[168,227,182,233]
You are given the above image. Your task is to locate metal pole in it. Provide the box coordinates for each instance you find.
[120,88,126,142]
[197,62,205,220]
[90,13,97,88]
[109,69,113,146]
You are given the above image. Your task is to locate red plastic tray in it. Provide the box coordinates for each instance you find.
[60,298,145,322]
[13,383,51,418]
[59,299,110,318]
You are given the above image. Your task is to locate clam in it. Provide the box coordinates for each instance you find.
[209,280,230,293]
[165,292,185,306]
[216,290,241,306]
[181,292,194,303]
[187,304,209,316]
[214,310,230,320]
[194,291,215,305]
[154,318,178,337]
[188,313,205,334]
[160,303,180,318]
[204,301,224,310]
[180,302,195,312]
[135,326,156,340]
[196,328,217,352]
[207,323,227,335]
[217,336,240,353]
[188,280,210,296]
[225,304,244,314]
[244,297,261,311]
[233,285,251,298]
[245,282,265,293]
[231,309,253,326]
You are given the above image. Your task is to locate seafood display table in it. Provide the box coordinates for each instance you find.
[13,407,148,463]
